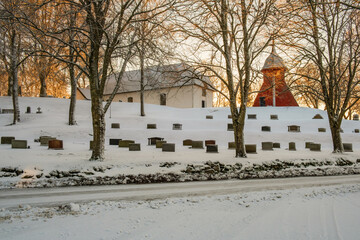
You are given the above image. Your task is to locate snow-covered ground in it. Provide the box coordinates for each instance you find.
[0,97,360,188]
[1,183,359,240]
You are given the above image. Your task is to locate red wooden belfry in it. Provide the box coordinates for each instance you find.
[253,45,298,107]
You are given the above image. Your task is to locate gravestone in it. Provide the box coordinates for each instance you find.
[191,141,204,149]
[148,137,164,145]
[205,140,216,146]
[310,143,321,151]
[343,143,353,152]
[1,136,15,144]
[248,114,257,119]
[305,142,314,149]
[2,109,14,114]
[273,142,280,148]
[48,140,63,150]
[156,140,167,148]
[227,123,234,131]
[245,144,257,154]
[318,128,326,132]
[313,114,323,119]
[228,142,235,149]
[26,107,31,114]
[270,115,278,120]
[162,143,175,152]
[289,142,296,151]
[129,143,141,151]
[147,124,157,129]
[173,123,182,130]
[40,136,56,146]
[11,140,28,149]
[109,139,122,145]
[119,140,135,148]
[353,114,359,121]
[183,139,192,146]
[0,107,1,114]
[262,126,271,132]
[354,129,359,133]
[36,107,42,114]
[228,115,232,119]
[111,123,120,129]
[262,142,273,151]
[288,125,300,132]
[206,115,213,119]
[206,144,218,153]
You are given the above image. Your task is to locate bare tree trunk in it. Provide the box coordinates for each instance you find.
[327,114,344,153]
[10,29,20,124]
[90,94,105,161]
[7,75,12,96]
[140,46,145,117]
[39,70,47,97]
[68,62,76,125]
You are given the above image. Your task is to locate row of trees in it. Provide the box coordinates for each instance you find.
[0,0,359,160]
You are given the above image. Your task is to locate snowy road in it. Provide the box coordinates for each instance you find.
[1,175,359,209]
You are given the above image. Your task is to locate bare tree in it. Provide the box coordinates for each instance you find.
[281,0,360,152]
[174,0,276,157]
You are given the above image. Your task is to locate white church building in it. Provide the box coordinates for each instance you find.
[77,63,214,108]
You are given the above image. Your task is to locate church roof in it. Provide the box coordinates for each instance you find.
[262,45,287,71]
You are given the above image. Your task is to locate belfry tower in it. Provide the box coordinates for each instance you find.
[253,44,298,107]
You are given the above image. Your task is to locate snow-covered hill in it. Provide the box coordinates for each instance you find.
[0,96,359,188]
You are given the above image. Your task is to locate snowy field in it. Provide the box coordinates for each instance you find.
[1,183,359,240]
[0,96,360,188]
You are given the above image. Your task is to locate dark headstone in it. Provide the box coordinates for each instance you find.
[228,115,232,119]
[119,140,135,148]
[1,136,15,144]
[354,129,359,133]
[353,114,359,121]
[36,107,42,114]
[0,107,1,114]
[262,142,273,151]
[147,124,157,129]
[310,143,321,151]
[11,140,28,149]
[191,141,204,149]
[40,136,56,146]
[206,144,218,153]
[206,115,213,119]
[273,142,280,148]
[129,143,141,151]
[227,123,234,131]
[148,137,164,145]
[228,142,235,149]
[111,123,120,129]
[245,144,257,154]
[305,142,314,149]
[48,140,63,150]
[313,114,323,119]
[109,139,122,145]
[181,139,191,146]
[26,106,31,114]
[343,143,353,152]
[173,123,182,130]
[270,115,278,120]
[289,142,296,151]
[318,128,326,132]
[162,143,175,152]
[248,114,257,119]
[156,140,167,148]
[205,140,216,146]
[288,125,300,132]
[2,109,14,114]
[261,126,271,132]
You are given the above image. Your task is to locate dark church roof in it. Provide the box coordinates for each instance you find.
[262,45,287,71]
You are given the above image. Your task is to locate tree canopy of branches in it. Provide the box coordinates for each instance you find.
[281,0,360,152]
[174,0,276,157]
